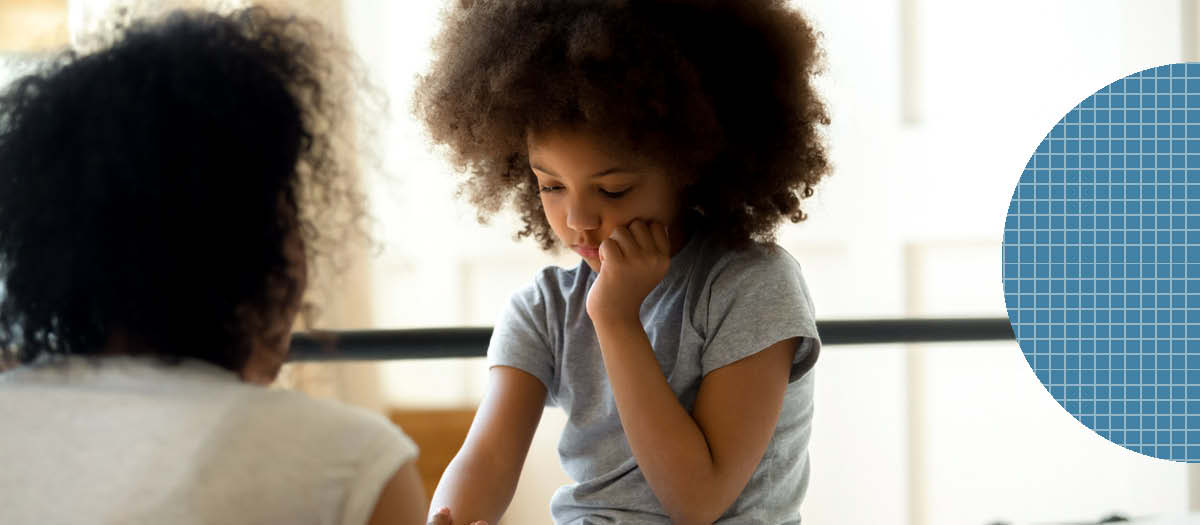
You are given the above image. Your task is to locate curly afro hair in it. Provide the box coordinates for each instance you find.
[414,0,830,250]
[0,8,362,372]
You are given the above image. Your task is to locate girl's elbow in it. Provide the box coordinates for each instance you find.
[659,474,747,524]
[666,504,724,525]
[661,489,733,525]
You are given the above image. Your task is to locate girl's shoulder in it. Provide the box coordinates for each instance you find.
[521,261,596,305]
[496,262,593,333]
[691,237,806,291]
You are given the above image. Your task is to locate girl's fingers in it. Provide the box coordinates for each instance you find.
[628,220,655,254]
[609,226,636,255]
[428,507,452,525]
[649,222,669,254]
[599,234,625,263]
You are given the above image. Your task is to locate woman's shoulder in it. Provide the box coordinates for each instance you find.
[2,355,417,464]
[243,386,410,443]
[201,383,419,523]
[222,385,420,486]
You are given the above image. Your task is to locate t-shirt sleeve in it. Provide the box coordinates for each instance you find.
[340,414,420,525]
[486,281,556,400]
[700,246,821,382]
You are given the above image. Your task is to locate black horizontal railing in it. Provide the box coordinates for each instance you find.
[288,317,1014,362]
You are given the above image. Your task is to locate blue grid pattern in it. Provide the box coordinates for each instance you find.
[1003,63,1200,462]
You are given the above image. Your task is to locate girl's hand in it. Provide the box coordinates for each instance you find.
[427,507,487,525]
[585,220,670,325]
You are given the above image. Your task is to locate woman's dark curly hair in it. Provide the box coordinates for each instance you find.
[0,8,361,372]
[414,0,830,250]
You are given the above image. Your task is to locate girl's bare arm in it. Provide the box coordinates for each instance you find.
[593,318,798,525]
[427,366,547,525]
[588,221,800,524]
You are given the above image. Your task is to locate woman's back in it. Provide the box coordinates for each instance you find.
[0,356,417,525]
[0,8,427,523]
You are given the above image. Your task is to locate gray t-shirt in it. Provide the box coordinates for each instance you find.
[488,233,821,524]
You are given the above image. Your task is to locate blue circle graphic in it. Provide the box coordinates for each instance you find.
[1003,63,1200,462]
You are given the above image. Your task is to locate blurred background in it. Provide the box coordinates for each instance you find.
[2,0,1198,523]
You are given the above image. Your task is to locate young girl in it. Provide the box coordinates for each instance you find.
[415,1,828,523]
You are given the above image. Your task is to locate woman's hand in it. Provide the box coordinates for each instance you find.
[427,507,487,525]
[585,219,670,325]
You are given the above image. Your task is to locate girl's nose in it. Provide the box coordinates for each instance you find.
[565,196,600,232]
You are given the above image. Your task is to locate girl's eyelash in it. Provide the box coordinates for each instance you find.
[538,185,629,198]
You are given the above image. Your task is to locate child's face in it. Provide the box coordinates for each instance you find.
[528,127,684,272]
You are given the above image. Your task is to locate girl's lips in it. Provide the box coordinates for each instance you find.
[574,245,600,258]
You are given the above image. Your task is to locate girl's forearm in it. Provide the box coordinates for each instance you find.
[591,315,731,524]
[428,448,521,525]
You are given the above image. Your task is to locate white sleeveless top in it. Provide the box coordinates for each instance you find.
[0,355,417,525]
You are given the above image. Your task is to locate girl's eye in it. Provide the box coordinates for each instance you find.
[539,185,563,194]
[600,188,630,199]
